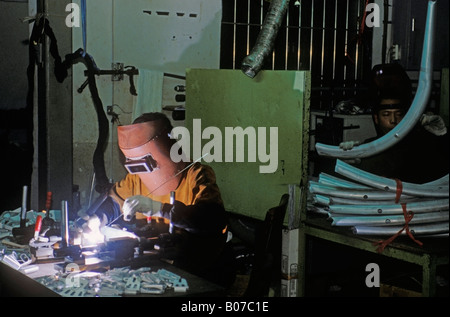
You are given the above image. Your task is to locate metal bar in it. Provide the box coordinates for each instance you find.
[333,0,337,80]
[61,200,69,247]
[328,198,449,216]
[318,172,370,189]
[233,0,237,69]
[330,211,449,226]
[309,0,314,71]
[309,181,416,201]
[312,194,421,206]
[335,159,449,198]
[297,2,301,70]
[285,4,289,70]
[352,222,449,236]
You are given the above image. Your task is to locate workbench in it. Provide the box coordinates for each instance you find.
[298,214,449,297]
[0,253,225,297]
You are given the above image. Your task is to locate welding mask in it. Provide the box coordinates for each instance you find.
[117,120,186,196]
[369,63,413,113]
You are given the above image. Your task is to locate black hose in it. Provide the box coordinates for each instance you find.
[62,49,111,194]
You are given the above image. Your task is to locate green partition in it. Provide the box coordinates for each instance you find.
[185,69,310,220]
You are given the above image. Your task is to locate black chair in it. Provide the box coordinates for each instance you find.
[243,194,289,297]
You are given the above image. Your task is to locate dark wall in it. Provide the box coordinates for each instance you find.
[0,1,31,211]
[392,0,449,71]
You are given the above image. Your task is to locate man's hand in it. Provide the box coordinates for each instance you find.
[420,113,447,136]
[122,195,162,221]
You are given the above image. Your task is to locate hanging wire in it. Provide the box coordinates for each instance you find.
[80,0,87,56]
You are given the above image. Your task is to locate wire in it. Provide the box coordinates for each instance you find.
[107,153,210,226]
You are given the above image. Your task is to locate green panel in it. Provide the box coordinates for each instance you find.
[185,69,310,220]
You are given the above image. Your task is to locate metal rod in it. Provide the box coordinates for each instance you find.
[61,200,69,246]
[20,185,28,228]
[352,222,449,236]
[331,211,449,227]
[328,198,449,216]
[335,159,449,198]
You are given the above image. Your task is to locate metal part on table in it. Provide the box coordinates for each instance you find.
[315,0,437,159]
[34,266,190,297]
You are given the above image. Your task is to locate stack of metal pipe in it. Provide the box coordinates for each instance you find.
[308,160,449,237]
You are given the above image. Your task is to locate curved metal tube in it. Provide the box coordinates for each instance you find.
[318,173,370,189]
[335,159,449,198]
[312,194,421,206]
[331,211,449,227]
[241,0,290,78]
[315,0,437,159]
[352,221,449,236]
[309,181,416,201]
[328,198,449,215]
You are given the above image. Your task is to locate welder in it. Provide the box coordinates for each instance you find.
[78,112,236,288]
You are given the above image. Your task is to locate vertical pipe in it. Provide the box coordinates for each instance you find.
[297,3,301,70]
[247,0,250,55]
[61,200,69,246]
[381,0,389,64]
[285,5,289,70]
[355,0,361,84]
[20,186,28,228]
[309,0,314,71]
[344,0,349,98]
[333,0,338,80]
[320,0,325,81]
[233,0,237,69]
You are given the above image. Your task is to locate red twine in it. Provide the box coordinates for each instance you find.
[374,203,423,253]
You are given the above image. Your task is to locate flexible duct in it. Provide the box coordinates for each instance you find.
[315,0,437,159]
[241,0,290,78]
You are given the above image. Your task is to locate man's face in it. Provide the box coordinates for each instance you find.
[373,99,406,135]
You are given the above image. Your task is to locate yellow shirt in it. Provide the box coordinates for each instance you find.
[110,162,223,218]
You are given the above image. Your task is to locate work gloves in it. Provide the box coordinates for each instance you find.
[122,195,162,221]
[420,113,447,136]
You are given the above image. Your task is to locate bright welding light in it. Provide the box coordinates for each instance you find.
[82,216,105,245]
